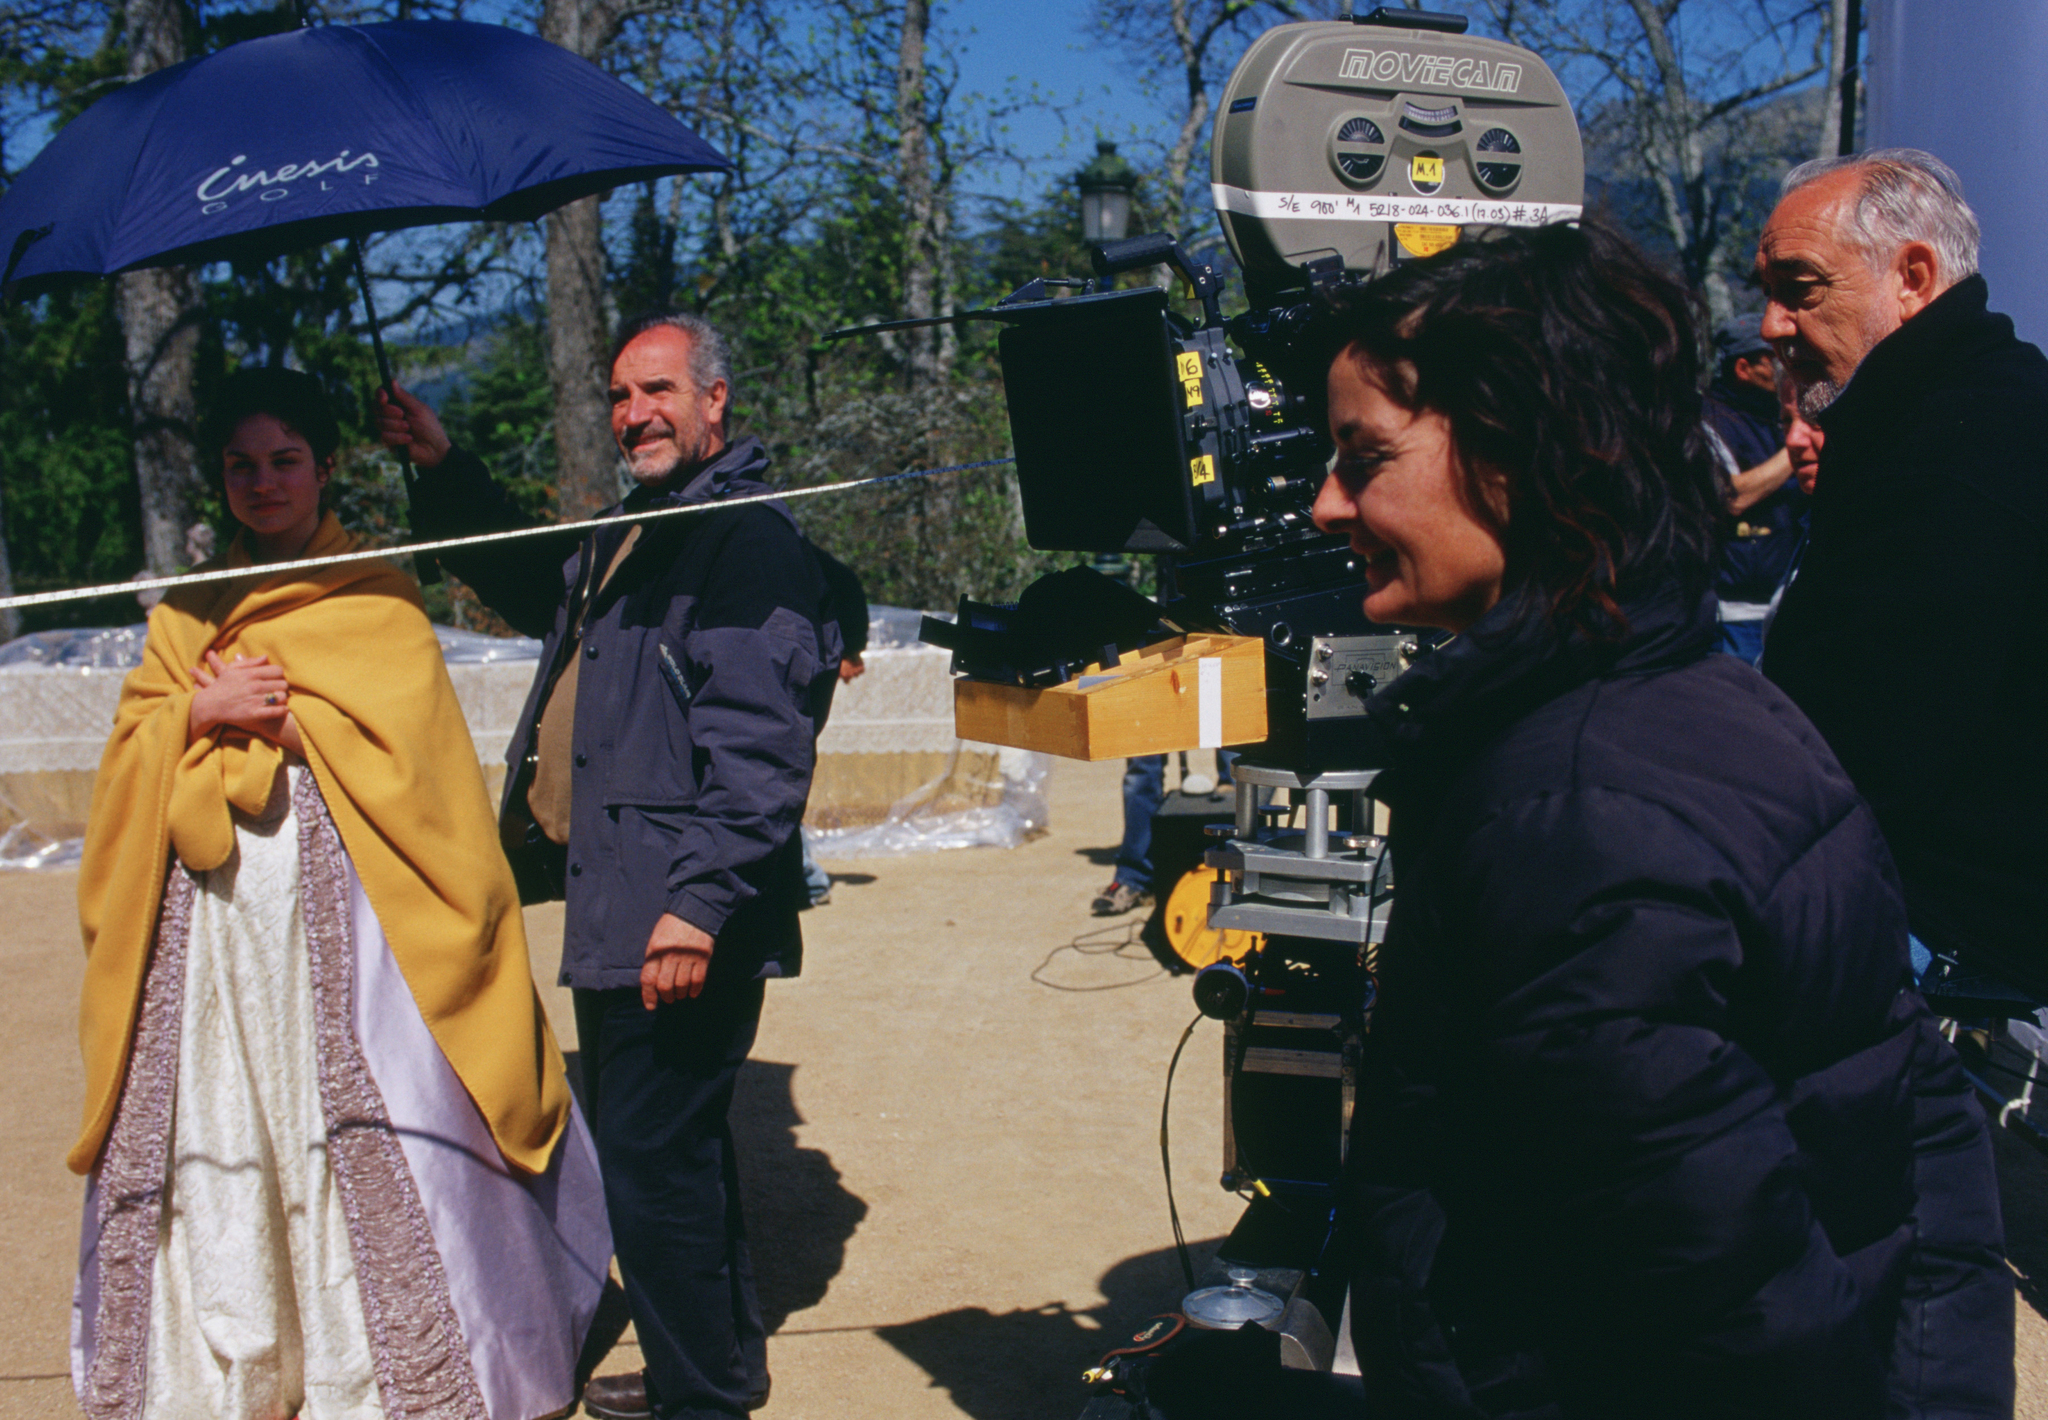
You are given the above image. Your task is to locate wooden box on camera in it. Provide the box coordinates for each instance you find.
[951,633,1267,760]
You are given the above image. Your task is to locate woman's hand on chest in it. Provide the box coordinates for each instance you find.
[189,650,292,744]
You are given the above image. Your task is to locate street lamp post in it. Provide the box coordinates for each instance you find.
[1076,140,1142,584]
[1077,140,1138,244]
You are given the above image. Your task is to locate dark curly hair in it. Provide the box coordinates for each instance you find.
[1320,220,1722,636]
[203,366,342,466]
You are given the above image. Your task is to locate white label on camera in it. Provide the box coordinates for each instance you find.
[1199,657,1223,748]
[1212,184,1581,229]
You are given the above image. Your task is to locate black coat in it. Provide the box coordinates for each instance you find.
[1764,275,2048,995]
[412,438,840,989]
[1346,581,2010,1419]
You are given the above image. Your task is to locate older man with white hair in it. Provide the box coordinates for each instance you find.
[1759,150,2048,1015]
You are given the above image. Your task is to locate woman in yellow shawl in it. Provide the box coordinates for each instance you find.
[71,369,611,1420]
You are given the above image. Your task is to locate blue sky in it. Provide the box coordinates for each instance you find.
[935,0,1171,206]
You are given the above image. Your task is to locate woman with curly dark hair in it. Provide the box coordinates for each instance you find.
[1210,222,2008,1418]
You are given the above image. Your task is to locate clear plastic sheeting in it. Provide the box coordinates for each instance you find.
[0,822,83,870]
[0,607,1046,869]
[865,604,938,653]
[0,624,149,670]
[806,606,1050,858]
[0,623,541,671]
[805,741,1048,859]
[435,626,542,663]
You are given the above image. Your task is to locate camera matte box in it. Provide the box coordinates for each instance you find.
[952,633,1267,760]
[995,286,1200,554]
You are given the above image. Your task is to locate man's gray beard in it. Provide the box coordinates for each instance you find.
[1793,301,1902,422]
[1796,378,1842,420]
[627,453,680,489]
[626,430,711,490]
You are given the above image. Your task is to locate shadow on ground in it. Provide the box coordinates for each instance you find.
[1074,845,1120,869]
[1995,1124,2048,1318]
[875,1237,1223,1420]
[828,872,879,888]
[734,1058,870,1332]
[556,1053,868,1335]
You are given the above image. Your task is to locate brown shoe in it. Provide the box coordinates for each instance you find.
[581,1371,651,1420]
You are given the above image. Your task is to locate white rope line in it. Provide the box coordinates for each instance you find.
[0,457,1011,614]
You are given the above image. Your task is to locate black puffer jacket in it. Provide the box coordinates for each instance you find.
[1345,581,2010,1419]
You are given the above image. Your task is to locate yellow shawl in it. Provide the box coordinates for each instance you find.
[72,513,568,1176]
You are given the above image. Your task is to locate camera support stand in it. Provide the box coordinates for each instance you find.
[1210,763,1389,945]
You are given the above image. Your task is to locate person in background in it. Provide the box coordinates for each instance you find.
[1782,374,1823,497]
[801,544,870,907]
[74,367,608,1420]
[1093,753,1165,916]
[132,522,218,612]
[1704,314,1805,662]
[1757,148,2048,1003]
[1757,368,1824,652]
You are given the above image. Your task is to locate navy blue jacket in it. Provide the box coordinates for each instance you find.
[1346,580,2010,1418]
[414,437,840,989]
[1705,378,1806,606]
[1765,275,2048,996]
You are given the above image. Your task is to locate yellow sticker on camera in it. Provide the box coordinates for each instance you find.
[1176,352,1203,382]
[1410,154,1444,187]
[1184,378,1204,408]
[1190,454,1217,486]
[1395,223,1460,257]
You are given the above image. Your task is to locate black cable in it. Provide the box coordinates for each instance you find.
[1161,1012,1203,1292]
[1030,922,1163,992]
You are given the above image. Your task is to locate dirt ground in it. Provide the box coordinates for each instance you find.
[4,756,2046,1418]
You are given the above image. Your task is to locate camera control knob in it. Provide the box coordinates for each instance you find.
[1315,643,1334,661]
[1346,668,1378,696]
[1310,668,1330,686]
[1193,961,1251,1020]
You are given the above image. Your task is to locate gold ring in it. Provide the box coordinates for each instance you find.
[265,693,280,706]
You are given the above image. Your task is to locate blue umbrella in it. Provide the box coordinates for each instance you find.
[0,19,730,289]
[0,18,729,579]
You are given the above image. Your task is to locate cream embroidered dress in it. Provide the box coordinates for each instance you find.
[71,521,612,1420]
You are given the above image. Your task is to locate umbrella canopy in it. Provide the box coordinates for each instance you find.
[0,19,729,290]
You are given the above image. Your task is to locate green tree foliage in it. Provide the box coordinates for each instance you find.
[9,0,1847,631]
[0,284,139,626]
[437,315,557,519]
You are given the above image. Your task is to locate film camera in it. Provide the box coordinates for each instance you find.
[869,6,1583,1404]
[922,6,1582,772]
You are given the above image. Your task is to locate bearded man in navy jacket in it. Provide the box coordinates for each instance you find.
[1757,149,2048,1005]
[380,313,840,1420]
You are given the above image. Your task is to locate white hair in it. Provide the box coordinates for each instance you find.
[609,311,734,399]
[1780,148,1980,284]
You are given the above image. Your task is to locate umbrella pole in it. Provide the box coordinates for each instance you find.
[349,234,441,584]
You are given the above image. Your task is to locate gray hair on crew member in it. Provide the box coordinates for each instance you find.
[1780,148,1981,283]
[609,311,734,400]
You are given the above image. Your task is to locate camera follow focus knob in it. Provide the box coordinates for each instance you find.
[1193,960,1251,1020]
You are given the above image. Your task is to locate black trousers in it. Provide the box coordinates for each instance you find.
[574,980,768,1420]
